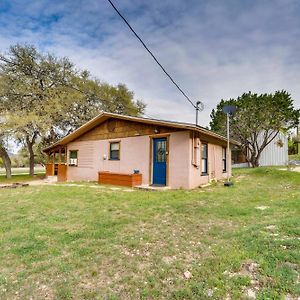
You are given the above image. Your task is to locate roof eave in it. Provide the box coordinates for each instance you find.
[43,112,239,152]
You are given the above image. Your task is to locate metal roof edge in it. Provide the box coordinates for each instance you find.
[43,112,239,152]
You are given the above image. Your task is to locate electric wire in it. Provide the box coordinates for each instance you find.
[107,0,203,111]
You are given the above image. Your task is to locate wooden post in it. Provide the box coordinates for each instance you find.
[65,146,68,164]
[59,148,61,165]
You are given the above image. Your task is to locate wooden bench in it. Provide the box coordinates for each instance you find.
[98,171,142,187]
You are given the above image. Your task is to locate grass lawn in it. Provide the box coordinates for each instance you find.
[0,167,45,176]
[289,154,300,161]
[0,173,45,184]
[0,168,299,299]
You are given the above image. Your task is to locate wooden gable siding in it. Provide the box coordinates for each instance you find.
[189,131,227,147]
[74,118,182,142]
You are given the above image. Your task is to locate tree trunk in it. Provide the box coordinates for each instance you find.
[251,159,260,168]
[0,145,12,179]
[26,139,35,177]
[250,152,261,168]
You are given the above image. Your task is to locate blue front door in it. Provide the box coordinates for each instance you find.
[153,138,167,185]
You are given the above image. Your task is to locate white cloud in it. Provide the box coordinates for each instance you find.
[0,0,299,127]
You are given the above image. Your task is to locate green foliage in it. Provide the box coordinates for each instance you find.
[0,44,145,175]
[288,131,300,155]
[210,91,300,167]
[10,144,46,167]
[55,75,145,134]
[0,44,79,175]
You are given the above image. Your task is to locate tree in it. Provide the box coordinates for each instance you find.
[54,73,145,134]
[0,44,145,176]
[288,130,300,156]
[210,91,300,167]
[0,139,11,178]
[0,44,77,176]
[0,123,12,178]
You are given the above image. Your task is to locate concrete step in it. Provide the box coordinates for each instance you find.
[135,184,171,191]
[45,176,58,183]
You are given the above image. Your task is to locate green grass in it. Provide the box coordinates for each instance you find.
[289,154,300,161]
[0,173,45,184]
[0,166,45,176]
[0,168,299,299]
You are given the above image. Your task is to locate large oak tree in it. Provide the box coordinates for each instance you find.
[0,44,145,177]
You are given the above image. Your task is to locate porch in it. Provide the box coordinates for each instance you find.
[45,146,67,182]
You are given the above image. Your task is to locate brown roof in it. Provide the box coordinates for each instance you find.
[44,112,239,152]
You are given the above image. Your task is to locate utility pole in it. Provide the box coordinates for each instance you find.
[195,101,202,126]
[297,121,300,154]
[226,112,230,183]
[222,105,236,186]
[294,120,300,155]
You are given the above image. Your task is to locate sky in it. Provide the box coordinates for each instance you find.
[0,0,299,127]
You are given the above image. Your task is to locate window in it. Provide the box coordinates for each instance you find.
[69,150,78,166]
[222,147,227,172]
[109,142,120,160]
[155,140,166,162]
[201,143,208,175]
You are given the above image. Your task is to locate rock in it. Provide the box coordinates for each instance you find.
[223,270,234,278]
[244,288,256,299]
[162,256,173,264]
[250,279,259,286]
[207,289,214,297]
[247,262,259,273]
[183,270,192,279]
[265,225,277,230]
[255,206,269,210]
[224,293,231,300]
[240,261,259,276]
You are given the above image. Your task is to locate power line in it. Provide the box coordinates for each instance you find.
[107,0,203,111]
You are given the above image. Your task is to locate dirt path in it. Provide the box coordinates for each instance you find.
[10,179,135,192]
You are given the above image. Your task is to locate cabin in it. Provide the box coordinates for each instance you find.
[43,112,236,189]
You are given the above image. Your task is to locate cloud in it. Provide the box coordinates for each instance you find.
[0,0,299,126]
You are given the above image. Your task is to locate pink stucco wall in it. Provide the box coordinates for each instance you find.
[189,140,232,189]
[168,131,190,188]
[67,135,150,183]
[66,130,231,189]
[66,131,191,188]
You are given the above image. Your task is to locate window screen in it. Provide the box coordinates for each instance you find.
[110,142,120,160]
[222,147,226,172]
[201,144,208,175]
